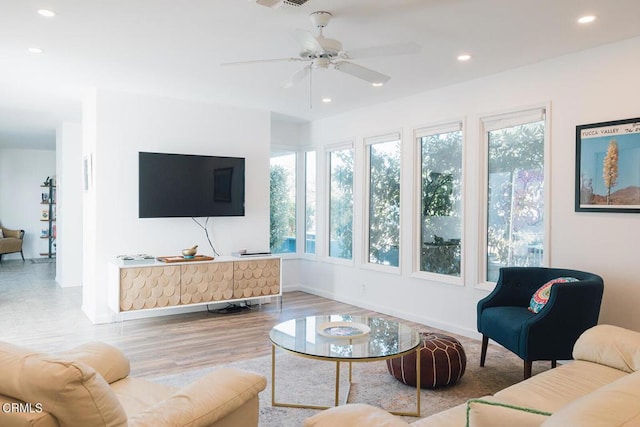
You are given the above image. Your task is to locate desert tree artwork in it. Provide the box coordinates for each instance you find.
[602,139,619,205]
[576,118,640,212]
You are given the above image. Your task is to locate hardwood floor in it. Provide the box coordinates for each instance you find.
[0,259,434,379]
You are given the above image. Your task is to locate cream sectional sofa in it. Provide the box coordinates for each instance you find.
[0,341,267,427]
[305,324,640,427]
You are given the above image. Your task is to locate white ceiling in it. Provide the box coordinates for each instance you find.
[2,0,640,150]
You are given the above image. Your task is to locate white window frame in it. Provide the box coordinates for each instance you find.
[412,121,465,286]
[363,131,402,273]
[324,141,355,265]
[478,105,551,289]
[303,149,317,258]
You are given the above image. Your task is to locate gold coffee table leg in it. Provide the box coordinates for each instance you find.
[271,344,334,410]
[271,344,276,406]
[335,361,340,406]
[389,346,421,417]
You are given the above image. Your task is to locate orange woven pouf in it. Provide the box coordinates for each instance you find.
[386,332,466,388]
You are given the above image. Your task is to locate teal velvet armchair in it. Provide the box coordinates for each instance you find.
[477,267,604,379]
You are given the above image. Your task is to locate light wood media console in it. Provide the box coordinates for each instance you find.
[107,256,281,314]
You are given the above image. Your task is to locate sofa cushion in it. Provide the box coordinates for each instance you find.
[542,370,640,426]
[110,377,176,418]
[411,401,468,427]
[0,341,127,427]
[0,394,59,427]
[493,360,627,413]
[528,277,578,313]
[466,398,550,427]
[573,324,640,373]
[128,368,267,427]
[304,403,409,427]
[55,342,130,384]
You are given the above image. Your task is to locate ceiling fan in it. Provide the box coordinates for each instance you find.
[222,11,421,88]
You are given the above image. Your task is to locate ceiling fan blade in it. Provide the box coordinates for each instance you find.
[283,65,311,88]
[333,61,390,85]
[292,29,323,53]
[341,42,421,59]
[221,57,304,66]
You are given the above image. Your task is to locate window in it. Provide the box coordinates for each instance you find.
[328,146,353,260]
[417,123,463,276]
[270,153,296,253]
[365,133,401,267]
[305,151,316,254]
[484,109,546,282]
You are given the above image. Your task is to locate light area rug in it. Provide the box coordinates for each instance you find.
[150,337,547,427]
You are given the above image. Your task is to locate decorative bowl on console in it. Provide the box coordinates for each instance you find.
[181,245,198,258]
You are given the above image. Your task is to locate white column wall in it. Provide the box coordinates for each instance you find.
[299,36,640,337]
[55,122,83,287]
[82,89,271,323]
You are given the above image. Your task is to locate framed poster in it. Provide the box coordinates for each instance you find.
[575,117,640,213]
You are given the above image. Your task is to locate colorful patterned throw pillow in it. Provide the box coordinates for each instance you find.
[529,277,579,313]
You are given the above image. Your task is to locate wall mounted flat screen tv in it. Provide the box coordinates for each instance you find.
[139,152,245,218]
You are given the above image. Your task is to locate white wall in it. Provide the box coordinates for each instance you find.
[56,122,83,287]
[299,36,640,337]
[82,89,271,323]
[0,148,55,259]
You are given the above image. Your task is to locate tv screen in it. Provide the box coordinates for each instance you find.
[139,152,245,218]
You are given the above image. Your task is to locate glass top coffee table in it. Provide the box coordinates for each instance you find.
[269,314,422,416]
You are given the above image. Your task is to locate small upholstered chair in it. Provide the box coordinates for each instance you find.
[477,267,604,379]
[0,226,25,262]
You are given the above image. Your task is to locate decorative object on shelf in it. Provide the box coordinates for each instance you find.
[40,210,49,220]
[316,321,371,338]
[157,255,214,263]
[182,245,198,258]
[576,117,640,213]
[116,254,156,266]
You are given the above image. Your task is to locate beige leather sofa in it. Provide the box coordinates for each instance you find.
[305,324,640,427]
[0,341,267,427]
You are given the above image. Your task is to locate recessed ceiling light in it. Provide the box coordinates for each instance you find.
[578,15,596,24]
[372,82,384,87]
[28,47,44,54]
[457,54,472,62]
[37,9,56,17]
[321,97,332,103]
